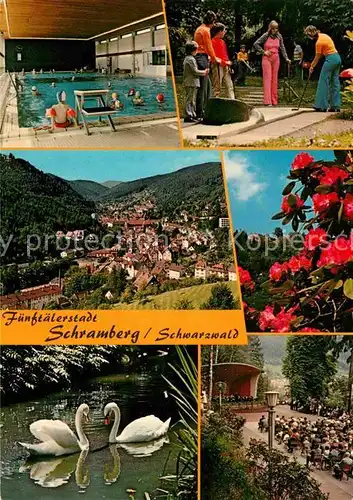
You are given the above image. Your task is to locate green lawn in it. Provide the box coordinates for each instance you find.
[255,128,353,148]
[113,281,239,310]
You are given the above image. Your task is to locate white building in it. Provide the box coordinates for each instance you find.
[168,264,184,280]
[219,218,230,228]
[95,14,168,77]
[228,265,237,281]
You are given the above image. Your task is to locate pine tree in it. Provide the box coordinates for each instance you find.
[282,336,337,404]
[201,283,236,310]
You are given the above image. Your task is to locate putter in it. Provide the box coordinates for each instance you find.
[292,73,311,111]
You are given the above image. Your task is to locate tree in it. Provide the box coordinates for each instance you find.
[325,375,349,409]
[282,336,337,404]
[247,442,329,500]
[201,283,237,309]
[330,336,353,411]
[107,268,128,298]
[174,297,195,309]
[274,227,283,238]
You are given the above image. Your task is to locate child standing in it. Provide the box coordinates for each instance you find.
[210,23,235,99]
[237,45,249,86]
[183,41,209,122]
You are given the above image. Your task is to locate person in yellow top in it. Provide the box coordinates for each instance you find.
[237,45,249,86]
[304,25,341,111]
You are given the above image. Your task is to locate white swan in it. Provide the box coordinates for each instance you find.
[18,404,90,457]
[118,434,170,457]
[104,402,171,444]
[19,449,88,489]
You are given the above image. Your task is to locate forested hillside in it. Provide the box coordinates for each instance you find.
[99,162,226,216]
[1,153,96,263]
[68,179,109,200]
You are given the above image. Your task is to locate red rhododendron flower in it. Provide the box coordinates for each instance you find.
[319,166,349,185]
[317,236,353,267]
[271,309,296,333]
[259,306,276,331]
[287,254,312,274]
[291,152,315,170]
[269,262,287,281]
[343,193,353,221]
[238,267,255,290]
[312,192,340,214]
[299,327,321,332]
[259,305,297,332]
[304,228,327,250]
[281,194,304,214]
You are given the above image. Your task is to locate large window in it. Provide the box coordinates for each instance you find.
[152,50,165,66]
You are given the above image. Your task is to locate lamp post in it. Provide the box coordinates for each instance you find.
[265,391,279,450]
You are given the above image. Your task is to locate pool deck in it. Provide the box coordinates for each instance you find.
[0,74,180,148]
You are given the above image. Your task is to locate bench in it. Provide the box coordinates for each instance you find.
[74,89,118,135]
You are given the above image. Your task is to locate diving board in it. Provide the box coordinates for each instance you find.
[74,89,118,135]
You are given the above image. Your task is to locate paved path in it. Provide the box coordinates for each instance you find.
[0,118,180,148]
[217,110,339,146]
[286,118,353,141]
[240,407,353,499]
[181,107,344,146]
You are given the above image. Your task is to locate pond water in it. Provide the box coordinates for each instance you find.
[16,72,175,127]
[1,372,182,500]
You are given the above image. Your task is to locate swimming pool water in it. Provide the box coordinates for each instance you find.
[16,72,176,128]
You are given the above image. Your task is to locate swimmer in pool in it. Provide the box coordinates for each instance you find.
[133,91,144,106]
[32,69,36,75]
[45,90,77,131]
[110,92,124,110]
[31,86,41,96]
[128,88,136,97]
[51,82,56,87]
[156,93,165,103]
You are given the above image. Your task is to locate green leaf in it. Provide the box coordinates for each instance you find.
[344,179,353,186]
[343,278,353,299]
[315,184,333,194]
[300,185,310,201]
[292,315,304,328]
[282,213,294,225]
[287,193,298,208]
[318,279,339,300]
[271,211,285,220]
[334,280,343,289]
[282,181,296,195]
[298,211,306,221]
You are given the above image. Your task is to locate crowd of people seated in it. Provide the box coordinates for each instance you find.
[212,394,257,404]
[258,410,353,481]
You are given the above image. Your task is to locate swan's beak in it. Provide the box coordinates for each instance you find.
[104,416,110,425]
[85,413,91,423]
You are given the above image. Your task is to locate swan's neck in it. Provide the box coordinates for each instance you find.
[76,409,89,449]
[75,449,89,488]
[109,406,121,443]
